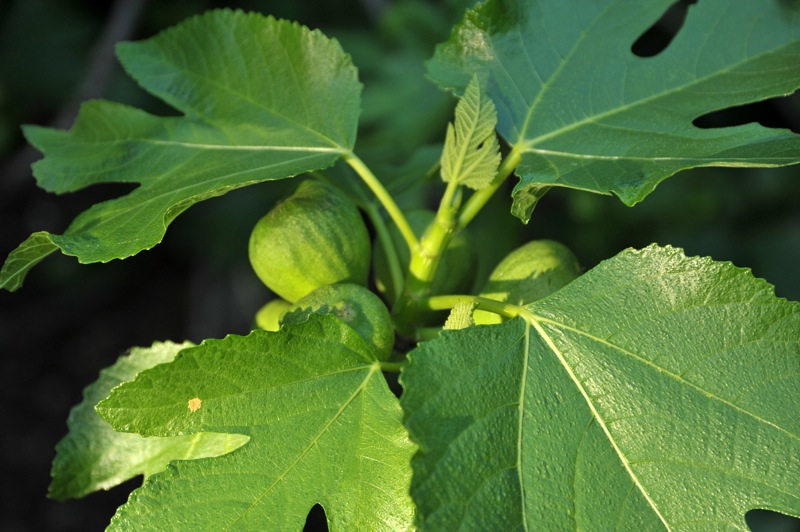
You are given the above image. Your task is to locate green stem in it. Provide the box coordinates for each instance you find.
[414,326,443,342]
[392,146,522,332]
[363,202,404,306]
[404,179,460,300]
[420,294,522,320]
[392,180,460,333]
[457,147,522,229]
[344,152,418,252]
[379,360,405,372]
[439,177,460,213]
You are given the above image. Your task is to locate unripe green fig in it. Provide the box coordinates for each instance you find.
[373,209,477,302]
[254,299,292,332]
[474,240,580,325]
[282,283,395,361]
[249,180,371,303]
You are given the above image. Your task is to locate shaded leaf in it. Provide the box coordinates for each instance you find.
[402,245,800,529]
[97,316,414,531]
[0,232,58,291]
[428,0,800,221]
[50,341,248,500]
[1,9,361,291]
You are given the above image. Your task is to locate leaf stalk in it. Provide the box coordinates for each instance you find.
[344,152,418,252]
[420,294,522,320]
[379,360,405,372]
[362,201,405,306]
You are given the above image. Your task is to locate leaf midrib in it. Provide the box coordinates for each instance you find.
[223,364,380,529]
[146,139,344,153]
[527,312,800,440]
[516,320,531,531]
[525,146,800,164]
[503,14,796,152]
[522,312,672,530]
[513,1,615,146]
[148,40,351,152]
[60,151,334,250]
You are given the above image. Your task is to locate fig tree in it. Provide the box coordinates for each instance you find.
[282,283,395,361]
[248,180,371,303]
[474,239,581,325]
[373,209,477,302]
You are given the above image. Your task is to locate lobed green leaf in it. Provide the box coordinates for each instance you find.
[50,341,248,501]
[0,232,58,291]
[428,0,800,221]
[402,245,800,529]
[97,316,414,531]
[1,9,362,291]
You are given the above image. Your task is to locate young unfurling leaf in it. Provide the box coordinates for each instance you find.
[440,76,501,190]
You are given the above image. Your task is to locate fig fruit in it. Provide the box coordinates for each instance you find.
[474,239,580,325]
[254,299,292,332]
[282,283,394,361]
[373,209,477,302]
[248,180,371,303]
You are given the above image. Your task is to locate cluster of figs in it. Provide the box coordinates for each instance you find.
[249,180,581,360]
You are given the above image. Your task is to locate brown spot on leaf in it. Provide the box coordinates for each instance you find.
[188,397,202,412]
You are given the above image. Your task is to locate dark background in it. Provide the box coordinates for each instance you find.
[0,0,798,530]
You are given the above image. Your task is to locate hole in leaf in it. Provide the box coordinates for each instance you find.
[71,181,139,206]
[23,182,139,236]
[631,0,698,57]
[693,91,800,134]
[746,508,800,531]
[383,369,403,398]
[304,503,328,531]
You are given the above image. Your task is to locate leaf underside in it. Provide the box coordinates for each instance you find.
[97,316,415,531]
[50,341,249,501]
[428,0,800,221]
[401,245,800,530]
[0,9,362,291]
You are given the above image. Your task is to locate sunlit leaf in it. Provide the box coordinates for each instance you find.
[50,341,248,500]
[441,76,500,190]
[402,245,800,529]
[428,0,800,221]
[98,316,414,531]
[1,10,361,290]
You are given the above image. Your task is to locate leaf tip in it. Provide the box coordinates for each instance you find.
[0,232,59,292]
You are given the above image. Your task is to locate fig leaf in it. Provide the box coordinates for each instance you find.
[1,10,362,291]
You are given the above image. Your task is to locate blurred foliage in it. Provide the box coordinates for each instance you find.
[0,0,100,126]
[0,0,797,530]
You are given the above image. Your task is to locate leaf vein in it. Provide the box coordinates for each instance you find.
[223,365,379,529]
[531,314,800,442]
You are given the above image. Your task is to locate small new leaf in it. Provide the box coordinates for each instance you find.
[440,76,501,190]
